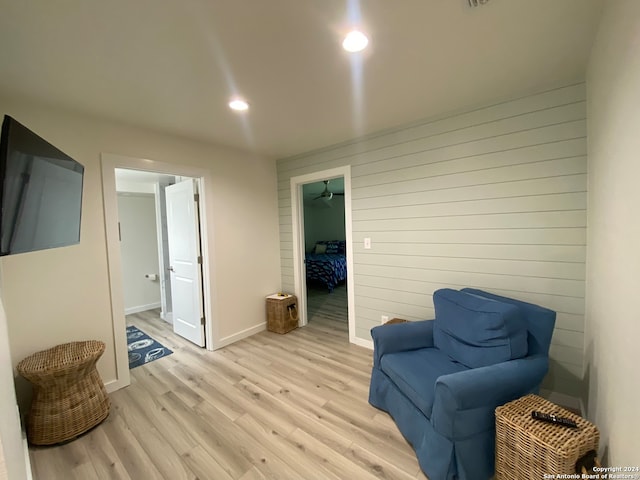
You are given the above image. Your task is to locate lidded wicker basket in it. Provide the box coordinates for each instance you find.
[266,294,298,334]
[495,394,599,479]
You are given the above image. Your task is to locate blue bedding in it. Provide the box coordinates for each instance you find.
[305,253,347,292]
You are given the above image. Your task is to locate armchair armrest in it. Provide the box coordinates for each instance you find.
[431,355,549,438]
[371,320,434,368]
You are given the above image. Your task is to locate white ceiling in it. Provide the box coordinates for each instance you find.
[0,0,603,159]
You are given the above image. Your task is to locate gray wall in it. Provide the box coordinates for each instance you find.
[0,292,30,480]
[586,0,640,464]
[117,193,161,313]
[303,188,346,252]
[277,84,587,396]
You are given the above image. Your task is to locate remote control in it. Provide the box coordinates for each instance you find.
[531,411,578,428]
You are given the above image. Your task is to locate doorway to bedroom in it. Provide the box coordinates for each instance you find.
[302,179,348,335]
[290,166,356,345]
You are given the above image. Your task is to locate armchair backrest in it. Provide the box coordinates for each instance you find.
[433,289,529,368]
[461,288,556,356]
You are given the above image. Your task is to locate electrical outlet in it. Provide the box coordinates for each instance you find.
[364,237,371,249]
[381,315,389,324]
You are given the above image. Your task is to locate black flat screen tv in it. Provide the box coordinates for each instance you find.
[0,115,84,256]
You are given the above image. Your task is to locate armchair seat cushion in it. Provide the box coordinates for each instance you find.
[381,348,469,418]
[433,289,528,368]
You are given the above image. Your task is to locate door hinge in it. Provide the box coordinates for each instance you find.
[200,317,205,326]
[197,255,202,264]
[194,193,200,202]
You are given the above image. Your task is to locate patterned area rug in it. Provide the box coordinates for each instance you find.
[126,325,173,369]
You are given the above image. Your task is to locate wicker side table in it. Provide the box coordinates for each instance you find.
[17,340,111,445]
[384,318,409,325]
[495,394,599,479]
[266,294,298,334]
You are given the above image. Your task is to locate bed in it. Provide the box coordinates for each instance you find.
[305,240,347,292]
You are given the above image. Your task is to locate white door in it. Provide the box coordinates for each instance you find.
[165,179,205,347]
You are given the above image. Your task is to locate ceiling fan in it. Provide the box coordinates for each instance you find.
[313,180,344,200]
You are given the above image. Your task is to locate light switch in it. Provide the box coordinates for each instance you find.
[364,237,371,249]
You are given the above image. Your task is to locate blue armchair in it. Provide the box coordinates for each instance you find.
[368,288,555,480]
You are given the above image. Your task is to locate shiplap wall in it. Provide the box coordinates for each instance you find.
[277,84,586,396]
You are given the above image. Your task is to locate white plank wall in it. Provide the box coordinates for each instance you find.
[277,84,587,396]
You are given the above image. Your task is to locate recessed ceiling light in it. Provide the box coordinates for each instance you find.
[342,30,368,53]
[228,98,249,111]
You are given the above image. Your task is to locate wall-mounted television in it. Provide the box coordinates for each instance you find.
[0,115,84,256]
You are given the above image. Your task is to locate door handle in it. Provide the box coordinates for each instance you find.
[168,266,175,272]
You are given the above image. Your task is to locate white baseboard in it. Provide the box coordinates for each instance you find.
[20,409,33,480]
[22,431,32,480]
[160,311,173,325]
[351,336,373,350]
[214,322,266,349]
[124,302,161,315]
[104,378,128,394]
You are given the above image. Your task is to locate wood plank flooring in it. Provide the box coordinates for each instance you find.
[29,293,427,480]
[307,283,348,325]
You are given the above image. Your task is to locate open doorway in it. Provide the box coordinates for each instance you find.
[115,170,174,323]
[290,166,356,344]
[302,179,348,334]
[102,153,213,391]
[115,170,205,370]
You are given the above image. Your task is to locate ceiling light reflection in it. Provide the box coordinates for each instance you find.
[229,99,249,111]
[342,30,368,53]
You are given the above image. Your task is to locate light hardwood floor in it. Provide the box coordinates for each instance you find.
[29,300,427,480]
[307,283,348,325]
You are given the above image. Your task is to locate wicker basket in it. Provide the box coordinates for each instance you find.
[266,294,298,334]
[495,394,599,480]
[17,340,111,445]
